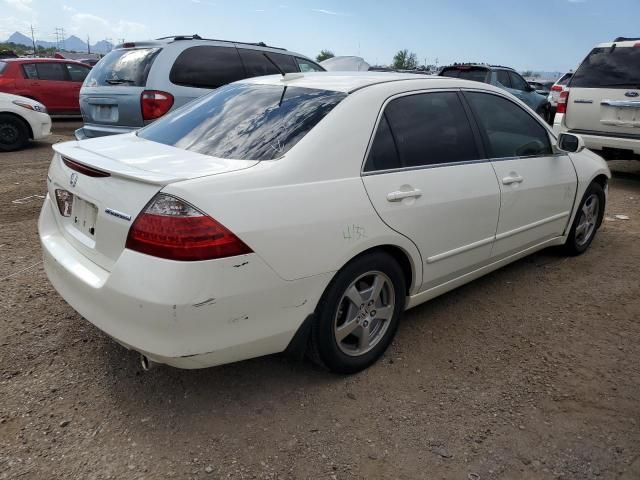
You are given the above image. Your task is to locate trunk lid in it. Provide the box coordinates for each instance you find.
[565,87,640,134]
[80,86,146,128]
[47,135,259,271]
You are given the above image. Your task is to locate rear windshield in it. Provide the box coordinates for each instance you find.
[440,67,489,83]
[571,47,640,88]
[84,48,160,87]
[0,61,6,74]
[138,83,346,160]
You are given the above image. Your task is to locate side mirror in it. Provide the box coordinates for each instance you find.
[557,133,585,153]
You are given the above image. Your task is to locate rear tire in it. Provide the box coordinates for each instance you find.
[537,103,552,125]
[0,114,29,152]
[309,252,406,374]
[563,182,605,256]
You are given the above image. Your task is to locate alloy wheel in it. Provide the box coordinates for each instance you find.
[575,194,600,247]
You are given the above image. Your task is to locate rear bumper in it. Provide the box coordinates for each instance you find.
[75,123,140,140]
[39,195,330,369]
[554,115,640,156]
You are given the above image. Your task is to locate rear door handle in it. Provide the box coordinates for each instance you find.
[386,189,422,202]
[502,175,524,185]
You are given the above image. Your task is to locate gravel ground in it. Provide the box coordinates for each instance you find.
[1,122,639,480]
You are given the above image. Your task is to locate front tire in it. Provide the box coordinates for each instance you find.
[563,182,605,255]
[309,252,406,374]
[0,114,29,152]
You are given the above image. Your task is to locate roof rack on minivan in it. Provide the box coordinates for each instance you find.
[154,34,285,50]
[613,37,640,42]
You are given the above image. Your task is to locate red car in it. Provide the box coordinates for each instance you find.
[0,58,92,115]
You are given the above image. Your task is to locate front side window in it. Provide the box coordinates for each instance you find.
[365,92,479,171]
[66,63,91,82]
[509,72,529,91]
[138,83,346,160]
[465,92,552,158]
[170,46,245,89]
[22,63,38,79]
[571,46,640,88]
[238,49,298,77]
[36,63,66,81]
[296,58,324,72]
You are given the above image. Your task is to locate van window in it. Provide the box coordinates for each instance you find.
[238,49,298,77]
[85,48,160,87]
[138,83,346,160]
[170,46,246,89]
[571,46,640,88]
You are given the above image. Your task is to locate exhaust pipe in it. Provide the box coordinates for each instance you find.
[139,353,157,371]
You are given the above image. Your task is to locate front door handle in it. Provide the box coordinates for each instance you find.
[386,189,423,202]
[502,175,524,185]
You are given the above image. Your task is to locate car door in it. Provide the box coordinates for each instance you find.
[34,62,69,113]
[63,63,91,112]
[463,91,577,259]
[361,91,501,291]
[18,63,48,105]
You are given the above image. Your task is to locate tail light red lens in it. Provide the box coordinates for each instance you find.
[140,90,174,121]
[62,156,111,177]
[551,85,563,92]
[556,90,570,114]
[125,194,252,261]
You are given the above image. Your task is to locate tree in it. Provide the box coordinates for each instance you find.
[393,49,418,70]
[316,49,335,62]
[522,70,534,78]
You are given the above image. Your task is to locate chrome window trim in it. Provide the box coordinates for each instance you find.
[361,87,564,177]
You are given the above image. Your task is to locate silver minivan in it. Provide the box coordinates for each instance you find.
[75,35,324,139]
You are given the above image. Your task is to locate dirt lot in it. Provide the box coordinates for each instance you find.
[1,121,639,480]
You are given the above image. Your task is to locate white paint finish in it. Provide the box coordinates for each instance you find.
[0,92,51,140]
[490,155,577,258]
[362,163,500,290]
[38,74,611,369]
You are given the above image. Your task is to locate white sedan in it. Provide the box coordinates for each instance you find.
[39,73,610,373]
[0,92,51,151]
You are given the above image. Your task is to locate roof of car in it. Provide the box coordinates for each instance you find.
[1,57,88,64]
[597,39,640,48]
[441,64,516,71]
[240,71,474,93]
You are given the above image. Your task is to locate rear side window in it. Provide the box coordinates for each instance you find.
[441,67,489,83]
[366,92,479,170]
[36,63,66,81]
[170,46,245,89]
[22,63,38,79]
[296,58,324,72]
[138,83,346,160]
[66,63,91,82]
[496,70,511,88]
[465,92,552,158]
[84,47,160,87]
[238,49,298,77]
[0,61,6,74]
[364,114,400,172]
[571,47,640,88]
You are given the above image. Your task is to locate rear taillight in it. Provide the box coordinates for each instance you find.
[62,156,110,177]
[551,85,563,92]
[125,194,252,261]
[557,90,570,114]
[141,90,174,120]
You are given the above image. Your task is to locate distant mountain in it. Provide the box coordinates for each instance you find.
[4,31,113,54]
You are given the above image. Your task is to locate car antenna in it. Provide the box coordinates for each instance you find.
[263,53,285,77]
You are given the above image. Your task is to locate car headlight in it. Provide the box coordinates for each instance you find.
[12,100,47,114]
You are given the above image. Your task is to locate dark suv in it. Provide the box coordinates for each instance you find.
[439,64,552,123]
[76,35,324,139]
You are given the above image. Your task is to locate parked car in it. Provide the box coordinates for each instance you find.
[0,91,50,151]
[75,35,325,140]
[554,37,640,160]
[527,80,553,96]
[549,72,573,109]
[0,58,91,115]
[40,73,610,373]
[440,64,552,123]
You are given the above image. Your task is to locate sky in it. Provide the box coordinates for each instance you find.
[2,0,639,72]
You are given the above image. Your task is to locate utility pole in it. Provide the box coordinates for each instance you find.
[30,24,37,57]
[87,35,91,54]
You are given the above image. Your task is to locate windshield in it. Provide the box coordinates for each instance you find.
[84,47,160,87]
[441,67,489,83]
[571,46,640,88]
[138,83,347,160]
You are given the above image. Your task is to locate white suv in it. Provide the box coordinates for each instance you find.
[554,37,640,160]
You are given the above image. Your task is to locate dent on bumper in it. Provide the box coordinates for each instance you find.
[39,197,331,368]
